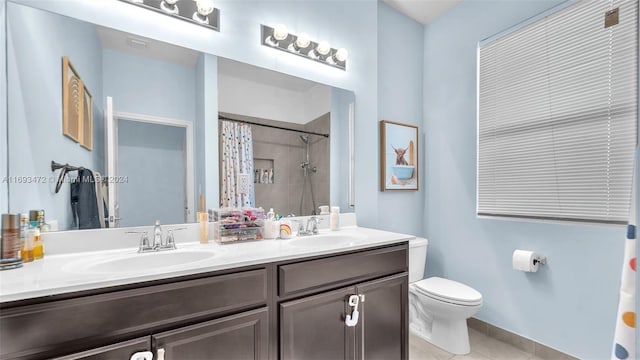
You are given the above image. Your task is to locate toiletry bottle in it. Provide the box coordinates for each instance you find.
[199,212,209,244]
[19,214,33,263]
[1,214,21,260]
[267,208,275,221]
[330,206,340,231]
[31,225,44,260]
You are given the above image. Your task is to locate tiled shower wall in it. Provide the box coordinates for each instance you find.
[219,112,330,216]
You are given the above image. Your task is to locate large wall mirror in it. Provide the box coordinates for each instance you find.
[6,2,355,231]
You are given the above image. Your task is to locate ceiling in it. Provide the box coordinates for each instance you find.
[96,25,200,67]
[382,0,462,25]
[217,58,321,93]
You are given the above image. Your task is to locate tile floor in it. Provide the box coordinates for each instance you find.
[409,329,546,360]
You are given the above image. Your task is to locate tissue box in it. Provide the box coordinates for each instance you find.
[212,208,264,244]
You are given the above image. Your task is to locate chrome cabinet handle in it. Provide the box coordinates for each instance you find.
[129,351,153,360]
[157,348,165,360]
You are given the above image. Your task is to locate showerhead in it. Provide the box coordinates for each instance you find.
[299,134,309,144]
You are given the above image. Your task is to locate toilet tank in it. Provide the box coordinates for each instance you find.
[409,237,428,283]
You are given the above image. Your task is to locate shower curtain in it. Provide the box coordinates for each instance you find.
[220,120,254,208]
[612,152,636,360]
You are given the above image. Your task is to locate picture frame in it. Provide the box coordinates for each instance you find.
[62,56,93,151]
[62,56,82,142]
[380,120,419,191]
[80,84,93,150]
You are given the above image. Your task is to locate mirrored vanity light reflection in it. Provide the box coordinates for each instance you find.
[6,2,355,232]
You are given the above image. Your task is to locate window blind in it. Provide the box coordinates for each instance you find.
[477,0,638,224]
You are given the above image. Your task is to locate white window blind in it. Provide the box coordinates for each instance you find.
[477,0,638,224]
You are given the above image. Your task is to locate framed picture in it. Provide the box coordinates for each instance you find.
[62,56,93,151]
[62,56,82,142]
[380,120,419,191]
[80,84,93,150]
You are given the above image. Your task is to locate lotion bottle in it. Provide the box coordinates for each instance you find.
[330,206,340,231]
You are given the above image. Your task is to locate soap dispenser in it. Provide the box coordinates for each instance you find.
[330,206,340,230]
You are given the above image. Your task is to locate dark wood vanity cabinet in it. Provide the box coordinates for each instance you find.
[0,242,408,360]
[279,273,408,360]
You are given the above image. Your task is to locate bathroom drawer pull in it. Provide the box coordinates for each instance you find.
[156,348,165,360]
[129,351,153,360]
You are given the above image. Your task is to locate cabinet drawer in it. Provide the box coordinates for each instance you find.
[0,269,267,359]
[278,244,407,298]
[153,307,269,360]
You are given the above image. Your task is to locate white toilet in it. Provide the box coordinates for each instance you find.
[408,237,483,355]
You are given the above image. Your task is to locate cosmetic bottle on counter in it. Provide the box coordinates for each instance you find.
[19,214,33,263]
[1,214,21,260]
[27,221,44,260]
[330,206,340,231]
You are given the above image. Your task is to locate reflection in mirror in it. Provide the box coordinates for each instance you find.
[6,3,354,231]
[217,59,332,216]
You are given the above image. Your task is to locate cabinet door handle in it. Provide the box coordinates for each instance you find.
[345,295,360,327]
[129,351,153,360]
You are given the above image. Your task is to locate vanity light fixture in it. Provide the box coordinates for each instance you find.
[120,0,220,31]
[261,24,349,70]
[193,0,215,24]
[288,32,311,52]
[266,24,289,46]
[160,0,179,15]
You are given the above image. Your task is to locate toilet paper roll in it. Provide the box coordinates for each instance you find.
[512,250,540,272]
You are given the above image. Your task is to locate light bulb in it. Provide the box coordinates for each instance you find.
[288,32,311,53]
[195,0,214,16]
[315,41,331,56]
[334,48,348,62]
[273,24,289,41]
[295,33,311,49]
[160,0,179,14]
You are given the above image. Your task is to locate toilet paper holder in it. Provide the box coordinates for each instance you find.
[533,255,547,266]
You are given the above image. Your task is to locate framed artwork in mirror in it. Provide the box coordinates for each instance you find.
[80,85,93,150]
[380,120,419,191]
[62,56,92,151]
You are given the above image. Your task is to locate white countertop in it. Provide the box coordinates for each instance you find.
[0,226,413,303]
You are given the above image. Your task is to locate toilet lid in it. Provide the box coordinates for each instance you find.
[414,277,482,306]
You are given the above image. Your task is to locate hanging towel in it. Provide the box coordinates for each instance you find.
[70,168,101,230]
[612,153,637,360]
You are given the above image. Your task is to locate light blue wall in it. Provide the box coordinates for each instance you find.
[330,87,355,213]
[7,3,104,229]
[102,49,196,121]
[117,120,185,227]
[102,48,197,222]
[377,2,424,235]
[423,1,627,358]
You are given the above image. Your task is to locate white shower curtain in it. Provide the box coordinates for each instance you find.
[612,151,636,360]
[220,120,254,208]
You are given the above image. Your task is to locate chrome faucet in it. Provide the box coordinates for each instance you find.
[305,216,320,235]
[127,221,185,253]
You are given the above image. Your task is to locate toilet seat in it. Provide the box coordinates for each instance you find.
[414,277,482,306]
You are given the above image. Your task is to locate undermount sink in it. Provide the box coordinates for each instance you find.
[65,249,218,274]
[285,231,366,248]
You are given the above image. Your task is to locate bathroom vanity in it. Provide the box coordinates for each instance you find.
[0,226,411,360]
